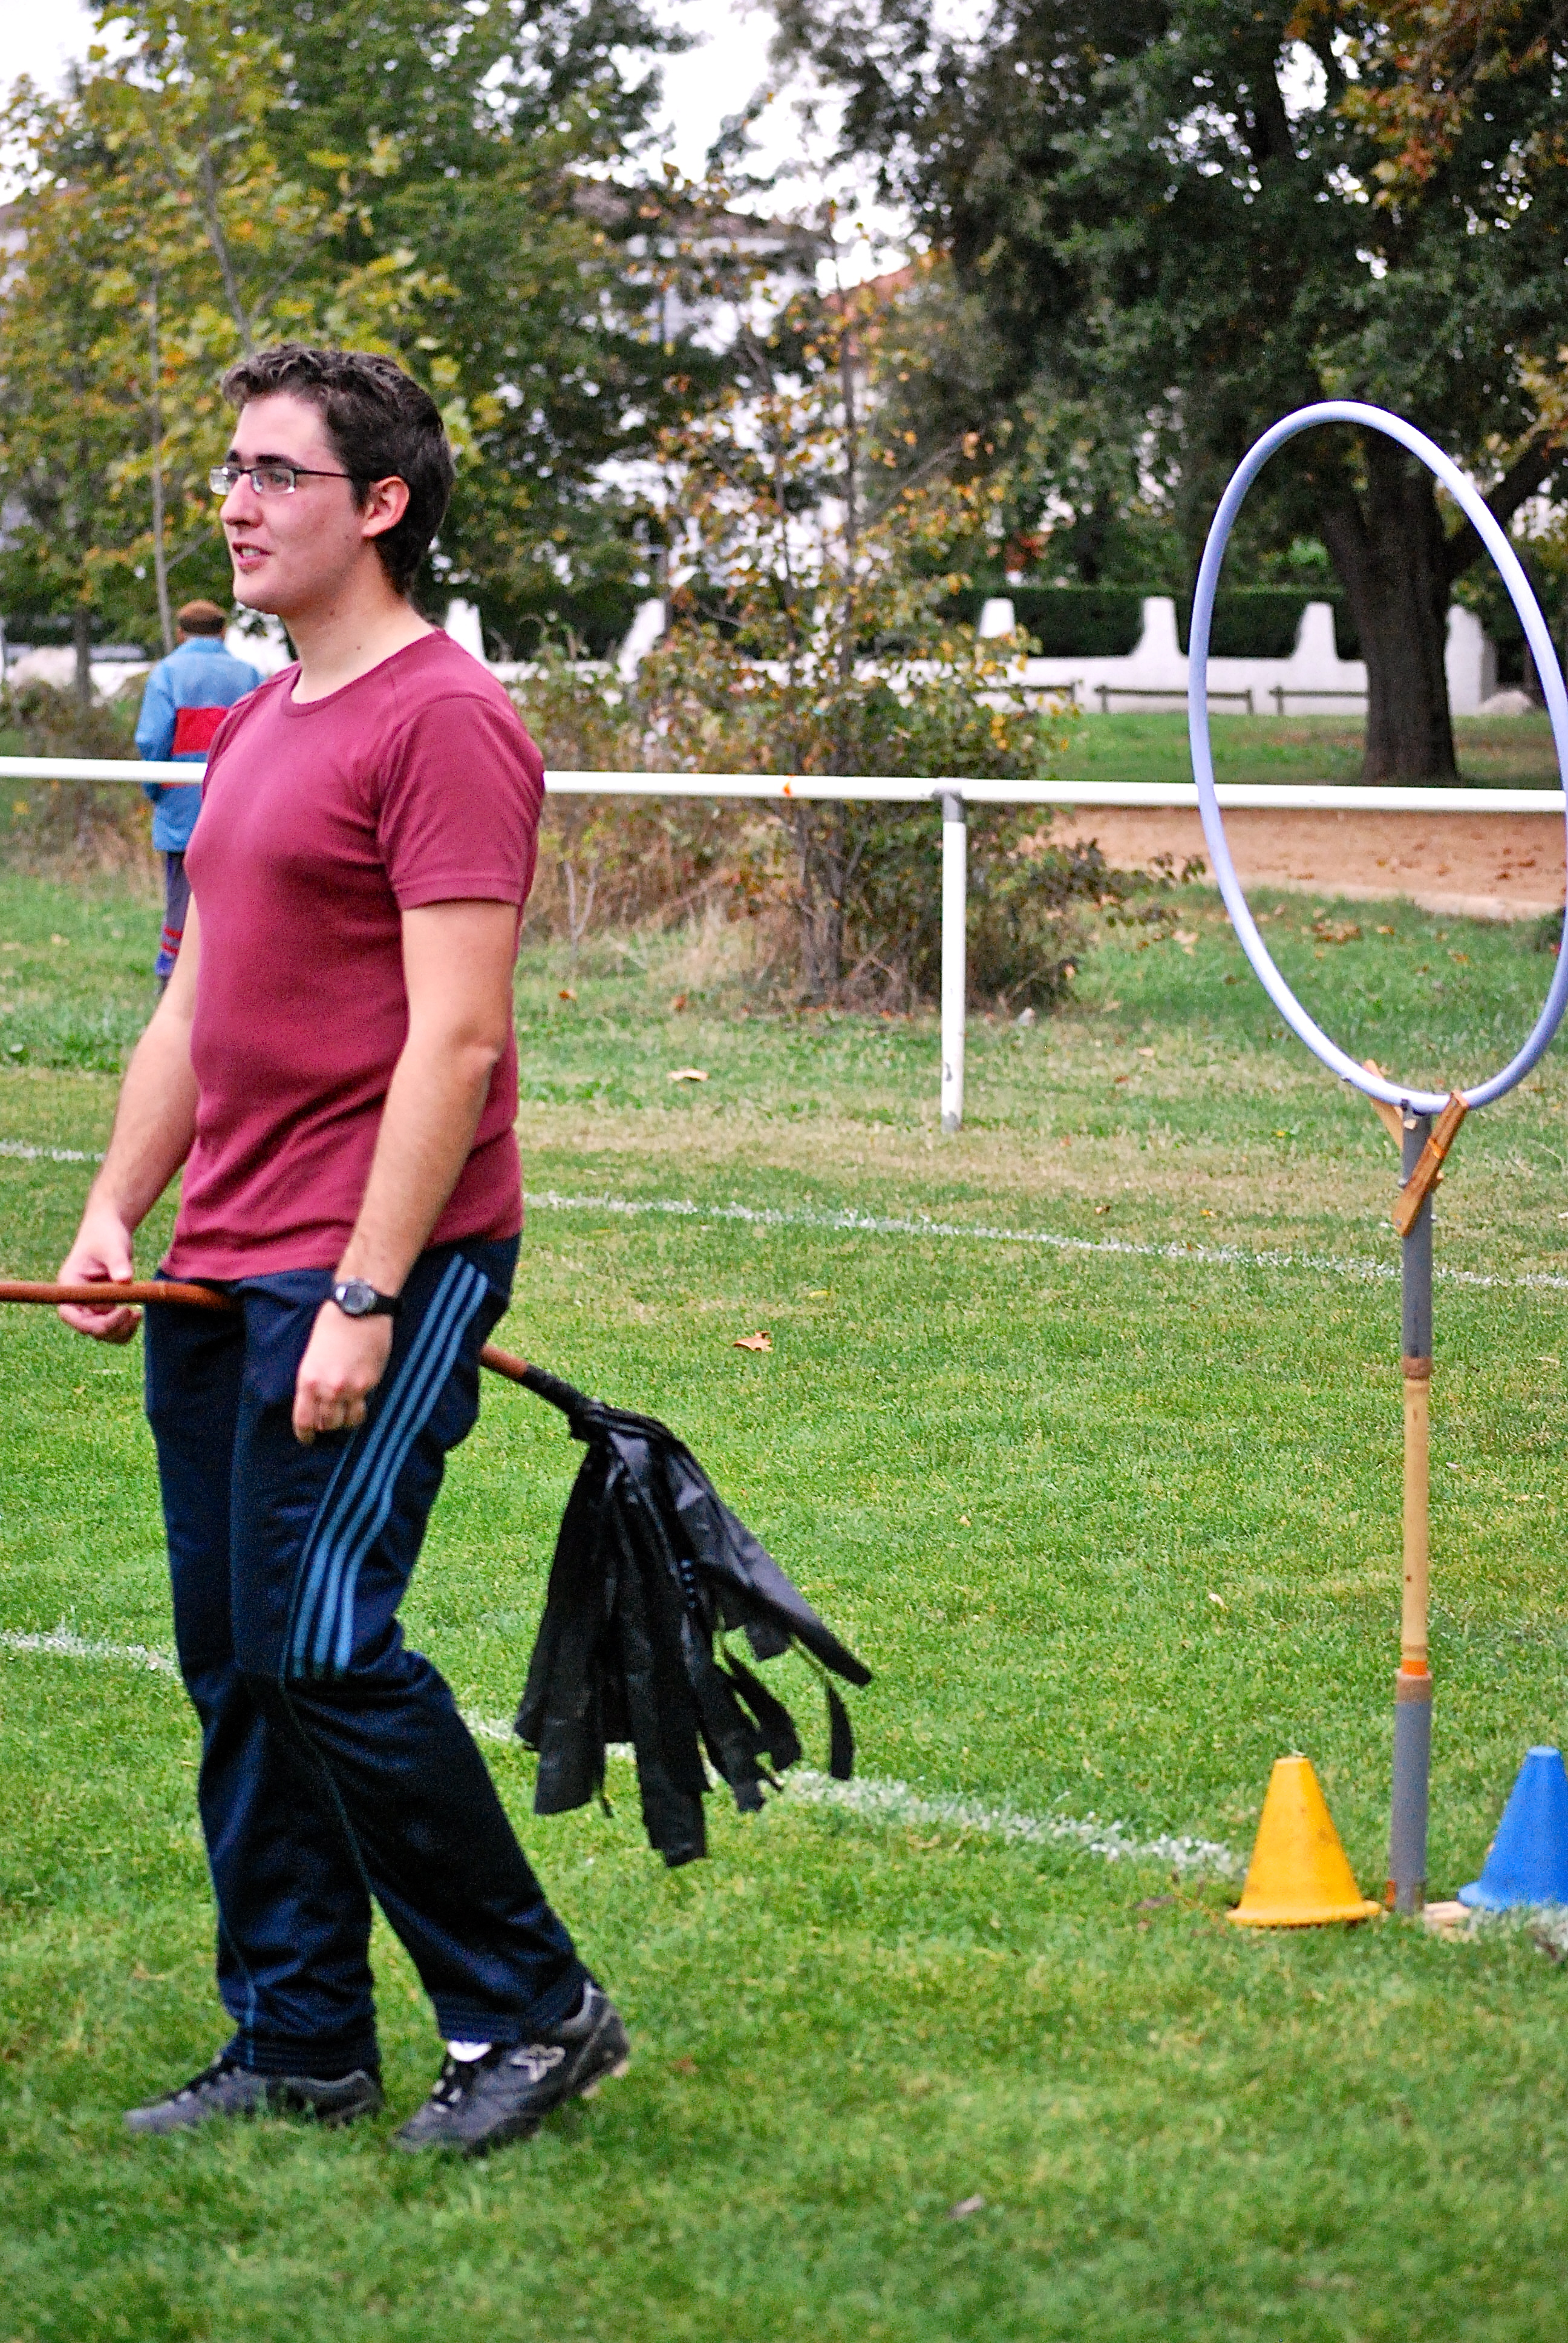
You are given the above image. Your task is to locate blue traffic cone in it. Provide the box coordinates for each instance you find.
[1458,1747,1568,1909]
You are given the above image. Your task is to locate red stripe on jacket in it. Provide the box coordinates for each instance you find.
[172,706,229,756]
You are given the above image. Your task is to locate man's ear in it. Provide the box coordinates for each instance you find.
[360,475,411,542]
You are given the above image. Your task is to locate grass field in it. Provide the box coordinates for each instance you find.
[7,867,1568,2340]
[1057,708,1561,790]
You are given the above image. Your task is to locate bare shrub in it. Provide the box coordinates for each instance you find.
[0,679,156,882]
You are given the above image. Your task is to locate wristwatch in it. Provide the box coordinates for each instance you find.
[330,1277,402,1320]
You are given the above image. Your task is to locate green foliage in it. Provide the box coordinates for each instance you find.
[942,586,1146,658]
[0,681,136,763]
[774,0,1568,779]
[1175,589,1361,662]
[626,272,1093,1000]
[0,0,705,660]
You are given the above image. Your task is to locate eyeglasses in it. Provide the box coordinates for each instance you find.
[209,462,353,498]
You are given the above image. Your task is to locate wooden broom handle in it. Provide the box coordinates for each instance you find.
[0,1277,232,1309]
[0,1280,532,1383]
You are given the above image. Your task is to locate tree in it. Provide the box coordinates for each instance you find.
[0,84,218,701]
[0,11,431,687]
[0,0,705,667]
[636,267,1076,1001]
[772,0,1568,779]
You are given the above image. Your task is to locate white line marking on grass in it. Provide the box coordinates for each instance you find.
[465,1714,515,1743]
[0,1625,1240,1878]
[785,1768,1241,1877]
[0,1623,178,1673]
[527,1188,1568,1296]
[0,1138,103,1164]
[3,1143,1564,1294]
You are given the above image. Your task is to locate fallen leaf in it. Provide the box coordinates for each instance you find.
[733,1331,773,1352]
[958,1514,971,1527]
[670,992,688,1011]
[671,2054,697,2076]
[1094,1202,1112,1214]
[1376,924,1395,935]
[805,1288,829,1299]
[1207,1590,1226,1610]
[948,2195,986,2221]
[1113,1072,1131,1085]
[558,986,577,1001]
[50,933,66,947]
[1137,1046,1156,1057]
[668,1067,709,1083]
[1449,951,1470,965]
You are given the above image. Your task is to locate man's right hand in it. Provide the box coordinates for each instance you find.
[57,1208,142,1344]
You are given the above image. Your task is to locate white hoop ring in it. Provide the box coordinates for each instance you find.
[1188,401,1568,1115]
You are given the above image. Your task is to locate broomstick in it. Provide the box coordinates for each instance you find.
[0,1277,870,1862]
[0,1276,536,1388]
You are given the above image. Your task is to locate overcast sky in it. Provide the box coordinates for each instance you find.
[0,0,900,267]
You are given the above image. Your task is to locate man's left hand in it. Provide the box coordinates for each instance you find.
[293,1303,394,1445]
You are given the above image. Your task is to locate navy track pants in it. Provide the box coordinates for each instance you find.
[143,1237,587,2079]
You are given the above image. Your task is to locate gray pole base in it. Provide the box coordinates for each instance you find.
[940,1112,960,1135]
[1387,1672,1432,1914]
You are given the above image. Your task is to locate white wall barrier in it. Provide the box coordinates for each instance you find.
[2,756,1563,1132]
[987,593,1501,719]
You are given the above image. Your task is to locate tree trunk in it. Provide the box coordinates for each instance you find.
[1316,434,1457,783]
[148,278,174,656]
[72,608,93,712]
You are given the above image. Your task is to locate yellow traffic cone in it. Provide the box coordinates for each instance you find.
[1227,1755,1382,1927]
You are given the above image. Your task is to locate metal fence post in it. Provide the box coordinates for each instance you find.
[939,788,967,1133]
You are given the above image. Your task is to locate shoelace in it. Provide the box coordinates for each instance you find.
[425,2027,578,2111]
[431,2054,483,2106]
[174,2055,238,2103]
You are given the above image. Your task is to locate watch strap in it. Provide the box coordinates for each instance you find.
[330,1277,402,1319]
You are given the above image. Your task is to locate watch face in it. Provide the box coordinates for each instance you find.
[335,1278,376,1317]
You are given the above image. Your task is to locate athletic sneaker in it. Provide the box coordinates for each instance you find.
[392,1984,630,2157]
[124,2053,384,2136]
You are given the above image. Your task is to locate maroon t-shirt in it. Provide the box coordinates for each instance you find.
[165,632,543,1279]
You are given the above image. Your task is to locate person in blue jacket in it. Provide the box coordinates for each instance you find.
[135,601,261,986]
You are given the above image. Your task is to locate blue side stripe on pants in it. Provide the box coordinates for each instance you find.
[292,1258,486,1679]
[321,1267,489,1677]
[284,1257,468,1679]
[285,1258,488,1680]
[301,1258,487,1679]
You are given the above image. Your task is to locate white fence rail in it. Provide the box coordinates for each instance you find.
[4,756,1563,1130]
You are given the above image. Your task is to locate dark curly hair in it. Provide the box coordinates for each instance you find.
[220,344,456,596]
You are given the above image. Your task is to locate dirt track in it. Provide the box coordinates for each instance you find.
[1045,804,1564,921]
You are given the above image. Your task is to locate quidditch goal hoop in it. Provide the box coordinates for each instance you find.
[1187,401,1568,1115]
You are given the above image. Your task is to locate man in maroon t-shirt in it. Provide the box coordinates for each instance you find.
[57,346,627,2156]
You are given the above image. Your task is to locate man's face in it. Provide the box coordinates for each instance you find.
[220,393,375,620]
